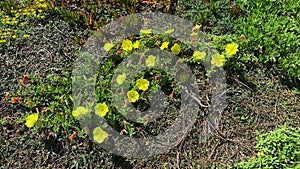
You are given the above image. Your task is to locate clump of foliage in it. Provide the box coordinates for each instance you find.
[44,0,176,32]
[177,0,241,35]
[238,125,300,169]
[6,24,238,143]
[235,0,300,78]
[72,23,238,144]
[7,72,85,138]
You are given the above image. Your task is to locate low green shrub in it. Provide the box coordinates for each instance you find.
[235,0,300,78]
[177,0,240,35]
[9,72,85,138]
[238,125,300,169]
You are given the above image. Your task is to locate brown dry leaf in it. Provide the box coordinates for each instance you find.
[68,132,77,141]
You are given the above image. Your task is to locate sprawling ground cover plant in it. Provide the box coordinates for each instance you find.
[235,0,300,78]
[0,0,48,44]
[1,0,299,167]
[176,0,241,35]
[238,125,300,169]
[7,72,86,138]
[9,21,238,144]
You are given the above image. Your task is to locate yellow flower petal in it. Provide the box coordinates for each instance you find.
[164,29,174,34]
[145,55,156,67]
[23,34,30,38]
[193,24,201,30]
[160,42,169,50]
[104,42,114,52]
[171,43,181,55]
[93,127,108,143]
[127,90,139,103]
[190,32,198,37]
[140,29,152,35]
[95,103,109,117]
[225,42,239,56]
[133,40,140,49]
[25,113,38,128]
[136,78,150,91]
[193,51,206,61]
[72,106,88,117]
[211,53,226,67]
[121,39,133,51]
[116,73,126,85]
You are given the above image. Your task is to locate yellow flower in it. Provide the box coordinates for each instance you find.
[145,55,156,67]
[72,106,88,117]
[193,51,206,61]
[116,73,126,85]
[190,32,198,37]
[140,29,152,35]
[136,78,150,91]
[25,113,38,128]
[40,15,45,19]
[95,103,109,117]
[103,42,114,52]
[93,127,108,143]
[127,90,139,103]
[133,40,140,49]
[193,24,201,30]
[171,43,181,55]
[211,53,226,67]
[12,35,17,39]
[225,42,239,56]
[121,39,133,51]
[160,41,169,50]
[257,152,264,156]
[23,34,30,38]
[41,3,48,8]
[164,29,174,34]
[0,40,6,43]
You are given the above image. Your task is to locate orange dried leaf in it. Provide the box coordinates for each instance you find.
[11,97,22,104]
[169,90,175,99]
[20,74,29,86]
[68,132,77,141]
[154,74,161,80]
[26,100,34,107]
[142,1,157,5]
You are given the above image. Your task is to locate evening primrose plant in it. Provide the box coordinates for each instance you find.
[9,71,86,139]
[15,24,238,142]
[0,0,48,44]
[86,25,233,138]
